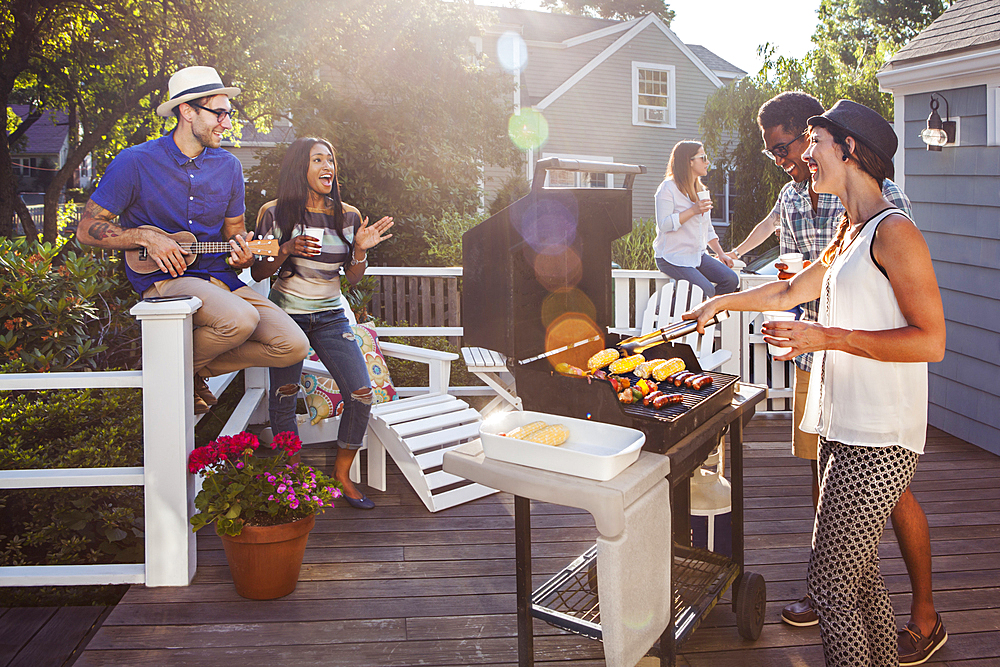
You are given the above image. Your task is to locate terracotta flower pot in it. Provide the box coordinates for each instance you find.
[219,514,315,600]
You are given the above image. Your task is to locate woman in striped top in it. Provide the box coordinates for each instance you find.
[253,137,393,509]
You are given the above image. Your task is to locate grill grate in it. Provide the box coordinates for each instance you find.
[620,370,736,422]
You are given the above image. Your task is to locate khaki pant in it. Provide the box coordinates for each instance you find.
[793,365,819,460]
[143,277,309,377]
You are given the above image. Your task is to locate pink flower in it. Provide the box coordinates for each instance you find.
[236,461,244,469]
[277,484,286,493]
[271,431,303,455]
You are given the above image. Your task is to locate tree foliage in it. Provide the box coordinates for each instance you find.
[700,0,947,250]
[246,0,519,267]
[2,0,314,241]
[540,0,674,24]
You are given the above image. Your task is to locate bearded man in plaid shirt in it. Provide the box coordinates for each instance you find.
[728,92,946,666]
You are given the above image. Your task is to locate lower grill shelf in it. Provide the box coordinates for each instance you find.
[530,543,740,648]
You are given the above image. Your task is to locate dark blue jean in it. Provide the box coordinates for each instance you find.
[268,309,372,450]
[655,254,739,299]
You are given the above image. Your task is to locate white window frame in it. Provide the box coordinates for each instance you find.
[632,62,676,129]
[540,153,616,188]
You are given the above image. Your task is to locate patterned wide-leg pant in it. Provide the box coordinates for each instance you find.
[806,438,920,667]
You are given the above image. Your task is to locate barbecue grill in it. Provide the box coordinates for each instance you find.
[460,158,767,666]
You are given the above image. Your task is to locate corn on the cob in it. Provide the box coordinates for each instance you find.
[633,360,659,379]
[638,359,673,378]
[587,348,620,371]
[608,353,645,375]
[525,423,569,446]
[507,421,547,440]
[652,357,686,381]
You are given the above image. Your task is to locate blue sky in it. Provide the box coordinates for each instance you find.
[475,0,823,75]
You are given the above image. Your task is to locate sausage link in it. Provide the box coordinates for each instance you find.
[653,393,684,408]
[691,375,714,390]
[642,390,664,407]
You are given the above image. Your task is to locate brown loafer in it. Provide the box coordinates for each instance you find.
[194,375,218,405]
[781,595,819,627]
[899,613,948,666]
[193,394,211,415]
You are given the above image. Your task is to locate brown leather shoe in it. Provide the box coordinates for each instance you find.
[194,375,218,405]
[781,595,819,627]
[193,393,211,415]
[899,613,948,666]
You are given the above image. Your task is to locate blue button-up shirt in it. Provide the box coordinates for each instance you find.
[91,133,246,295]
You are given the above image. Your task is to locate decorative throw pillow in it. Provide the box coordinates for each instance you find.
[300,322,398,425]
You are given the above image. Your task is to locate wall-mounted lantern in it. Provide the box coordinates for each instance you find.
[920,93,956,151]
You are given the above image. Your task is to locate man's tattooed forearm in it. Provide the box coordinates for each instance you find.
[88,221,118,240]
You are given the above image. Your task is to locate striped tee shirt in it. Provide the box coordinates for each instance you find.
[255,199,362,314]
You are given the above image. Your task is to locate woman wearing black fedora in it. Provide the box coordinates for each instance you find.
[684,99,947,667]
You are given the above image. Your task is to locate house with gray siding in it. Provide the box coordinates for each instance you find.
[480,9,744,224]
[878,0,1000,455]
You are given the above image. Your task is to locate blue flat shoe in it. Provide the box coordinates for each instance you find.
[343,493,375,510]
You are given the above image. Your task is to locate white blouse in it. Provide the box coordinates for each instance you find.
[800,209,929,455]
[653,178,717,267]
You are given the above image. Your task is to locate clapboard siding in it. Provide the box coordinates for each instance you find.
[915,202,1000,239]
[906,174,1000,206]
[904,85,1000,456]
[539,22,722,220]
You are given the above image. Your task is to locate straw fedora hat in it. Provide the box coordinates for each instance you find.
[156,66,241,117]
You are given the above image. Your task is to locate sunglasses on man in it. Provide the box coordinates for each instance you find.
[761,131,806,161]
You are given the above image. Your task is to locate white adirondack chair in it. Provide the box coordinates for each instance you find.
[296,307,497,513]
[460,346,521,417]
[638,279,732,372]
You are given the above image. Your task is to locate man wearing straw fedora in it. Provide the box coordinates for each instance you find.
[78,65,308,414]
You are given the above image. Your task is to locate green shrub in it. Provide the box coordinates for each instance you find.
[0,236,140,371]
[611,216,657,271]
[422,211,487,267]
[0,386,144,567]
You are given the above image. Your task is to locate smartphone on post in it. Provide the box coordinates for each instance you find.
[142,295,193,303]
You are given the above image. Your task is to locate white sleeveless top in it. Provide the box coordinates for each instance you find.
[800,208,928,454]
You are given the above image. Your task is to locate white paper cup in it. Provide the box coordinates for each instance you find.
[779,252,804,273]
[303,227,324,252]
[697,190,712,201]
[762,311,797,356]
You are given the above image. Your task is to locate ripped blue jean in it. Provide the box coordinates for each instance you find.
[268,308,372,450]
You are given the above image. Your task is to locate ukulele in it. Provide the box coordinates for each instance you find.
[125,226,279,274]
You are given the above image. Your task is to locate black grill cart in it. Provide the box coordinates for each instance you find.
[454,159,768,666]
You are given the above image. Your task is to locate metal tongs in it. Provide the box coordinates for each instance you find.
[618,311,729,356]
[517,311,729,365]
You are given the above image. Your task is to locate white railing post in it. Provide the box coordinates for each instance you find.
[244,271,270,425]
[130,297,202,587]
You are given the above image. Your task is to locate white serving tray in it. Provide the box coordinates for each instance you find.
[479,410,646,481]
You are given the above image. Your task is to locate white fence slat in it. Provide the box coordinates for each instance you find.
[0,370,142,390]
[0,564,145,586]
[0,467,145,489]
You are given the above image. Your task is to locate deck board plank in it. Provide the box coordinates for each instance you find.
[74,416,1000,666]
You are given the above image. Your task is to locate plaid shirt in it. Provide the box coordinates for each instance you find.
[772,178,911,372]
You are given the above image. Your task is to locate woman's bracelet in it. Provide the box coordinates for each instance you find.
[350,250,367,266]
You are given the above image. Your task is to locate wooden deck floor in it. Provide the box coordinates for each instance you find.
[70,415,1000,666]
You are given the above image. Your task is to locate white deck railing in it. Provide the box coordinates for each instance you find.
[0,276,269,588]
[0,266,793,588]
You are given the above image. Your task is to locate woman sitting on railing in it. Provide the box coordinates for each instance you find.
[252,137,393,510]
[685,101,946,667]
[653,140,738,298]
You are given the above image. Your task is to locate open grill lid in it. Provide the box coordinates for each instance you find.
[462,158,645,362]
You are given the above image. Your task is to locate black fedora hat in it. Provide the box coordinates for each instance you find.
[807,99,897,180]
